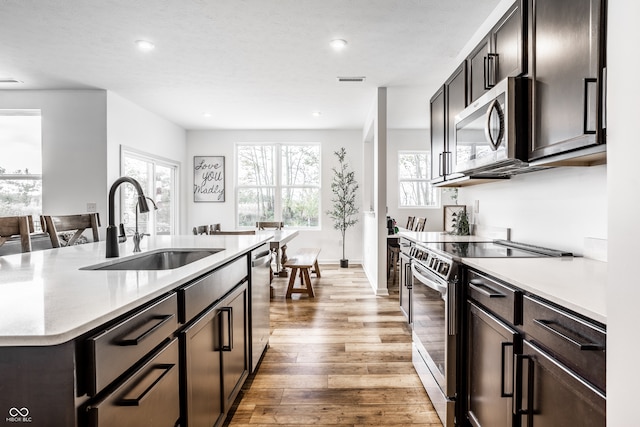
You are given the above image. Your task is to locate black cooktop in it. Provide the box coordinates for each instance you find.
[420,240,572,259]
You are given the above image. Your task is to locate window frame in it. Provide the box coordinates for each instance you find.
[0,110,43,229]
[397,150,440,209]
[235,142,321,229]
[120,146,180,235]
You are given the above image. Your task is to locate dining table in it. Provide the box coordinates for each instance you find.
[256,229,299,277]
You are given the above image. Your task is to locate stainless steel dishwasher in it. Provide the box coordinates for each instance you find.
[250,244,272,373]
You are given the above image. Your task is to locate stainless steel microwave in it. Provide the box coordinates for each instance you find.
[454,77,530,176]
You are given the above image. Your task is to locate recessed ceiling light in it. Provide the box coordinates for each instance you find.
[330,39,348,51]
[135,40,155,51]
[202,112,212,118]
[312,111,322,117]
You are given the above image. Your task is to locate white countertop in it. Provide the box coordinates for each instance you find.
[399,231,607,325]
[0,234,271,346]
[463,257,607,325]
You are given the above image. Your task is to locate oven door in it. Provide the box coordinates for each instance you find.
[410,262,457,397]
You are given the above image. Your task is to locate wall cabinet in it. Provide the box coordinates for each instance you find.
[430,63,466,183]
[527,0,606,162]
[463,269,606,427]
[468,1,525,104]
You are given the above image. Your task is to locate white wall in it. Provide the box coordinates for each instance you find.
[607,0,640,424]
[386,129,447,231]
[186,129,364,263]
[0,90,108,220]
[458,165,607,255]
[106,92,187,232]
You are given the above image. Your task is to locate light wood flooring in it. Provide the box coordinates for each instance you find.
[224,264,442,427]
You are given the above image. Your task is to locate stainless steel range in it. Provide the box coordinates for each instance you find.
[407,239,572,427]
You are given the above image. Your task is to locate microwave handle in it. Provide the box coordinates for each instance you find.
[438,153,443,177]
[485,99,505,151]
[583,78,598,134]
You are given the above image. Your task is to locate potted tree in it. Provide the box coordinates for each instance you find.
[326,147,359,268]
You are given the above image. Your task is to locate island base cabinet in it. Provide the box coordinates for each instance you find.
[85,338,180,427]
[181,282,248,427]
[516,341,605,427]
[0,342,76,427]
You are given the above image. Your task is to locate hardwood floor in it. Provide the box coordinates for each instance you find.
[224,264,442,427]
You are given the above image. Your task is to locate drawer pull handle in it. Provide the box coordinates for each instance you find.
[118,314,175,346]
[533,319,604,351]
[118,363,175,406]
[469,280,505,298]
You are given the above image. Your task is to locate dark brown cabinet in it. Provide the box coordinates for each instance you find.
[430,63,466,182]
[527,0,606,161]
[463,269,606,427]
[430,85,446,181]
[181,282,248,427]
[516,341,605,427]
[467,302,518,427]
[468,1,525,104]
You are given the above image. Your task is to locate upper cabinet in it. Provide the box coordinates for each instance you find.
[527,0,606,163]
[430,63,467,182]
[467,1,526,104]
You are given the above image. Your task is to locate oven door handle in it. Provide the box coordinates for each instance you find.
[411,263,447,295]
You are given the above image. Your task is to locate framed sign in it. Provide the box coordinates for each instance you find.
[443,205,466,233]
[194,156,225,202]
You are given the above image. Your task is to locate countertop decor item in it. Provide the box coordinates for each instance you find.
[326,147,359,268]
[443,205,467,234]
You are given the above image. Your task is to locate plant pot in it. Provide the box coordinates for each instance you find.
[340,259,349,268]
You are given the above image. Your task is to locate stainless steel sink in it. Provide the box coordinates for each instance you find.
[83,249,222,271]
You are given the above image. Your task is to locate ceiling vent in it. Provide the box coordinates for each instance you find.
[0,78,23,83]
[337,76,366,83]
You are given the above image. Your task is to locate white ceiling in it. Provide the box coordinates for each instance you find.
[0,0,501,130]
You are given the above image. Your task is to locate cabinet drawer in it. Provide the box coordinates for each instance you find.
[86,293,178,396]
[86,338,180,427]
[467,270,521,324]
[522,295,606,393]
[179,255,248,323]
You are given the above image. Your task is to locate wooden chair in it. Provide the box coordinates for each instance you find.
[413,217,426,232]
[0,215,34,253]
[406,216,415,230]
[41,213,100,248]
[256,221,283,230]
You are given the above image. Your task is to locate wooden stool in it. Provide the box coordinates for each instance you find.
[284,248,321,298]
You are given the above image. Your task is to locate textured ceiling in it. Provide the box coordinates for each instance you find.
[0,0,501,130]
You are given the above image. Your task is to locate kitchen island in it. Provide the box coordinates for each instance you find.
[0,233,272,427]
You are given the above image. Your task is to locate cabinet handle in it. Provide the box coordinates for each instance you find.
[533,319,604,351]
[583,78,598,134]
[469,280,505,298]
[220,307,234,352]
[118,363,175,406]
[118,314,175,346]
[514,354,535,427]
[438,153,443,177]
[484,53,498,89]
[500,342,514,398]
[404,262,412,289]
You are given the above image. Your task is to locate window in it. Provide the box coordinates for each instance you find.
[398,151,439,207]
[0,110,42,227]
[236,143,320,228]
[121,148,179,235]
